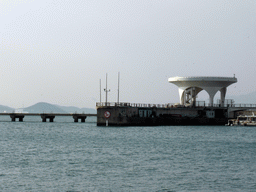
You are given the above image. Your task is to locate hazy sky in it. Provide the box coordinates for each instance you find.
[1,0,255,108]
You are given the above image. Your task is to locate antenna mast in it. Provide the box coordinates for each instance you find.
[117,72,120,104]
[99,79,101,103]
[104,73,110,106]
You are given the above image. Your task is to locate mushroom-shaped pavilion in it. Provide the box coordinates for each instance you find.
[168,76,237,107]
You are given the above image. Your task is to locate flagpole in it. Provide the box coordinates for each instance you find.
[117,72,120,104]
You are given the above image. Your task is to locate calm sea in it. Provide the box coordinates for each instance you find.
[0,116,255,191]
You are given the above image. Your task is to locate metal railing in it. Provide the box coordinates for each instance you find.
[224,104,256,108]
[96,102,173,108]
[195,102,256,108]
[96,102,256,109]
[182,76,236,79]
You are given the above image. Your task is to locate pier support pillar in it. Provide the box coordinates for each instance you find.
[73,115,87,123]
[10,114,24,122]
[49,117,54,122]
[73,116,78,122]
[41,115,55,122]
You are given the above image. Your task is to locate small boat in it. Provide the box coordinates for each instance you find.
[226,113,256,126]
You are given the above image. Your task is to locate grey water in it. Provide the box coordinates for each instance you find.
[0,116,255,192]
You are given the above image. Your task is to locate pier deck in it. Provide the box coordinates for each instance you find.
[0,113,97,122]
[96,102,256,126]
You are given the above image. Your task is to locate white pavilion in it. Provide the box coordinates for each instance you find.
[168,76,237,107]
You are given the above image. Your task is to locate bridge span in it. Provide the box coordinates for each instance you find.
[195,103,256,118]
[226,104,256,118]
[196,103,256,118]
[0,113,97,122]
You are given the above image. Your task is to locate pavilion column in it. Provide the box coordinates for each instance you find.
[204,87,220,107]
[220,87,227,107]
[178,87,186,105]
[209,94,214,107]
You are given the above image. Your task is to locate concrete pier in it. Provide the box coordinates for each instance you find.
[0,113,97,122]
[73,115,87,122]
[96,102,256,126]
[10,114,25,122]
[41,114,55,122]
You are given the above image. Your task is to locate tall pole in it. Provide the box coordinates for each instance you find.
[104,73,110,106]
[117,72,120,104]
[106,73,107,105]
[100,79,101,103]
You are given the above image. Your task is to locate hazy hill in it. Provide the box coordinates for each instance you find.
[1,91,256,113]
[24,102,66,113]
[0,105,14,113]
[0,102,96,113]
[1,90,256,114]
[55,105,96,114]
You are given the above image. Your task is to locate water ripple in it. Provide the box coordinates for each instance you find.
[0,121,255,191]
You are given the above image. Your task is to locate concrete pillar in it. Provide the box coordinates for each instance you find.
[73,115,87,123]
[220,87,227,107]
[41,115,55,122]
[209,95,214,107]
[192,87,196,107]
[204,87,220,107]
[73,116,78,122]
[178,88,186,105]
[50,117,54,122]
[10,115,24,122]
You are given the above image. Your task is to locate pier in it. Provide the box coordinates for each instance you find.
[0,113,97,122]
[96,102,256,126]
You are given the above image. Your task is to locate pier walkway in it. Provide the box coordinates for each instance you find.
[96,102,256,119]
[0,113,97,122]
[96,102,256,109]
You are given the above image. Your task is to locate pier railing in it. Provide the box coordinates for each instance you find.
[96,102,256,109]
[96,102,171,108]
[219,104,256,108]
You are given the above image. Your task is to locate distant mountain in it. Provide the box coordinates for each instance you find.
[227,91,256,104]
[55,105,96,114]
[24,102,66,113]
[0,105,14,113]
[0,102,96,113]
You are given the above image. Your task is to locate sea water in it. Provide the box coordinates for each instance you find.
[0,116,255,191]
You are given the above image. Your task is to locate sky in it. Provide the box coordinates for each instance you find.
[0,0,255,108]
